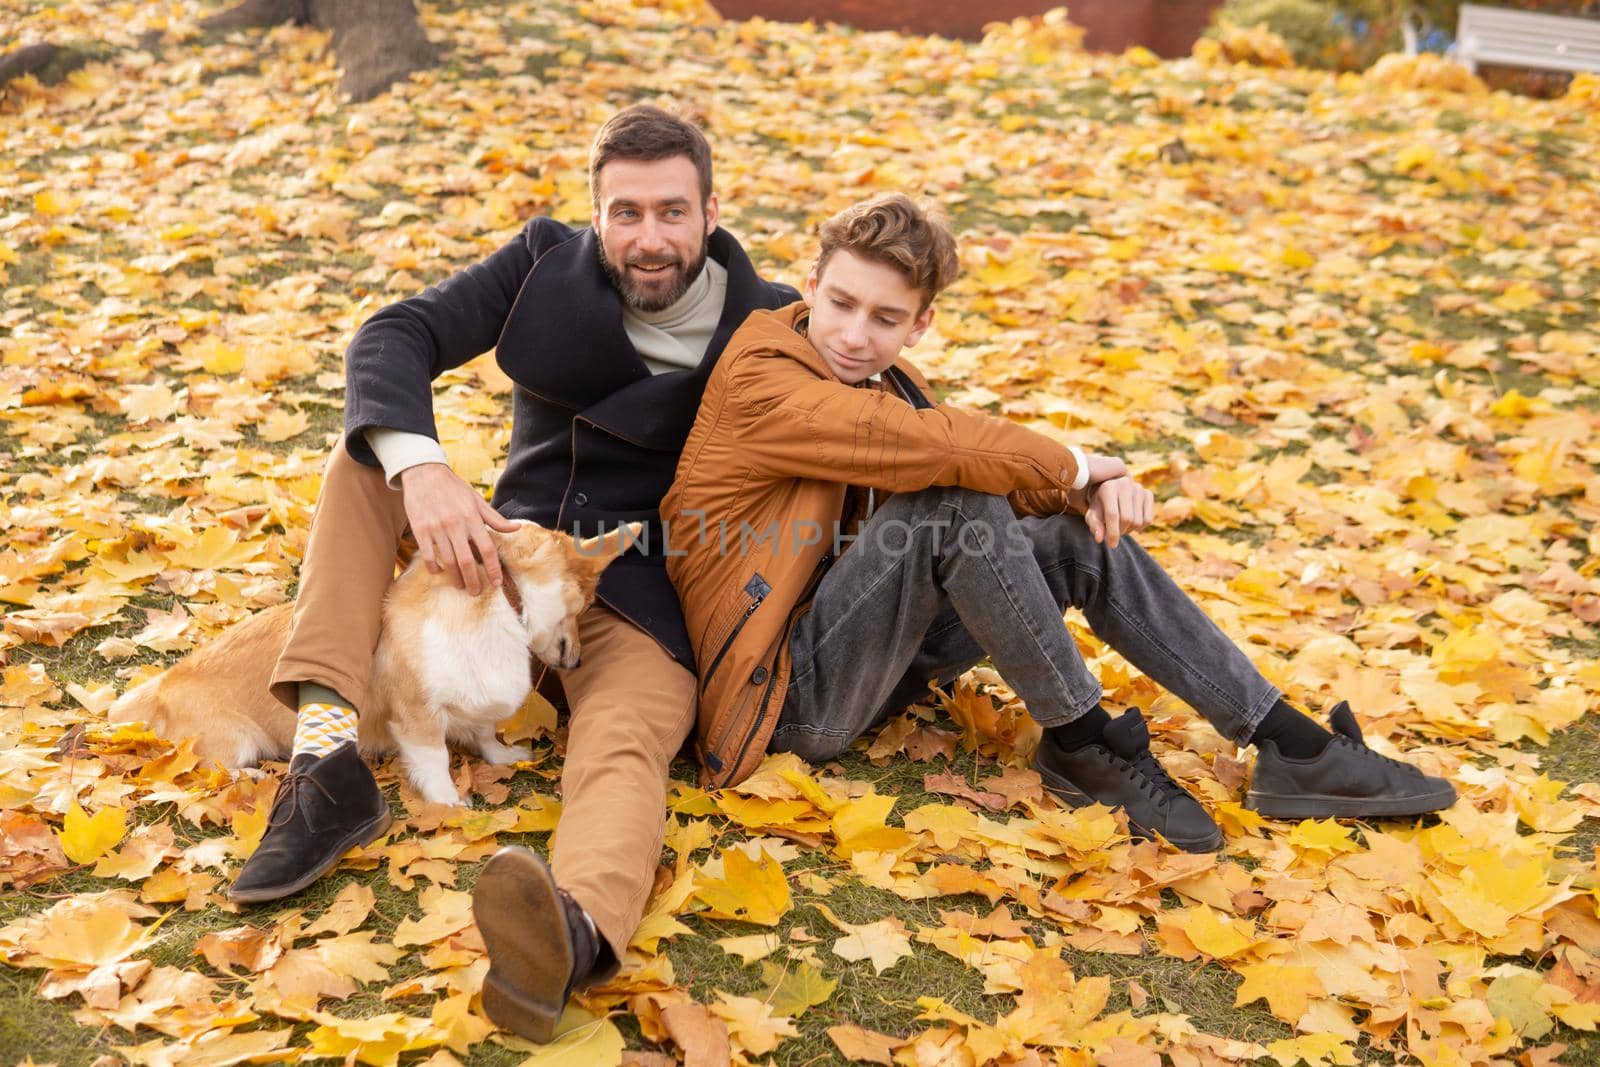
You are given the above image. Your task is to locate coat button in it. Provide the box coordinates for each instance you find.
[573,491,589,507]
[750,666,769,685]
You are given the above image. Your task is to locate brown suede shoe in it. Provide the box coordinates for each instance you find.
[228,742,392,904]
[472,847,599,1043]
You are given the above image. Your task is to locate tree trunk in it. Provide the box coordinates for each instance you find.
[201,0,438,101]
[199,0,306,31]
[0,43,67,85]
[1400,11,1421,56]
[311,0,439,102]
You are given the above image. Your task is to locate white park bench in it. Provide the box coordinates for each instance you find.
[1455,4,1600,75]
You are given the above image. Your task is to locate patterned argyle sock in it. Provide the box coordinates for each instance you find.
[292,683,359,760]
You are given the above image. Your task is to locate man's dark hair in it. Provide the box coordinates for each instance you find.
[589,104,714,204]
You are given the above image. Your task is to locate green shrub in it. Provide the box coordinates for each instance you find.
[1208,0,1347,67]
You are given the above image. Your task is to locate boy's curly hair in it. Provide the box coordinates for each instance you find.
[817,193,960,310]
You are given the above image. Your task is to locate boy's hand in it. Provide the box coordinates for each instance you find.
[1084,476,1154,549]
[1072,453,1127,487]
[399,462,520,595]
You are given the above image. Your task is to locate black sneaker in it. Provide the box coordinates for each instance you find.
[1035,709,1223,853]
[227,741,392,903]
[473,847,603,1044]
[1246,701,1457,820]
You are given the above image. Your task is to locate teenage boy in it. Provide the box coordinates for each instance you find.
[664,193,1454,849]
[228,105,799,1042]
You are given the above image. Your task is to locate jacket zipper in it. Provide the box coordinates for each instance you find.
[720,554,832,784]
[700,572,771,689]
[727,656,783,783]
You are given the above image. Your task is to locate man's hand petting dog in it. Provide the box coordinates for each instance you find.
[400,462,520,595]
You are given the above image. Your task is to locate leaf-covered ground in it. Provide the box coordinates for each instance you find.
[2,2,1599,1065]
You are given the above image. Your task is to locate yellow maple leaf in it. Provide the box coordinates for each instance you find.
[59,800,128,865]
[256,408,310,443]
[1280,245,1315,269]
[304,1010,436,1067]
[24,896,154,969]
[430,991,496,1055]
[1105,237,1141,260]
[162,527,262,571]
[1429,627,1496,680]
[831,791,913,856]
[710,992,799,1057]
[1267,1032,1357,1067]
[184,334,246,375]
[974,252,1038,291]
[902,802,978,850]
[716,932,784,964]
[34,190,79,216]
[1489,389,1539,419]
[1285,818,1360,856]
[225,797,272,857]
[1177,905,1257,960]
[1493,686,1586,746]
[91,823,174,881]
[1494,281,1542,313]
[717,793,827,832]
[830,917,914,974]
[1234,960,1325,1022]
[694,846,792,926]
[1410,339,1450,363]
[1394,144,1435,174]
[393,887,474,946]
[1214,801,1268,837]
[511,794,563,833]
[512,1005,624,1065]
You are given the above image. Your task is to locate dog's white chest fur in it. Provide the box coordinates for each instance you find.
[418,607,532,722]
[371,573,570,804]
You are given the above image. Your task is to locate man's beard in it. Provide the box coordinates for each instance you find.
[599,233,709,313]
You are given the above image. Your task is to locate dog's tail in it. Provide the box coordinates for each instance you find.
[107,675,163,730]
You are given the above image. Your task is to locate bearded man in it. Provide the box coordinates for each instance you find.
[226,104,798,1041]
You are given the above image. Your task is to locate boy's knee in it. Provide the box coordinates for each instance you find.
[890,486,1012,532]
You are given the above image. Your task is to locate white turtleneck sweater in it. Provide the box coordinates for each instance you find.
[366,258,729,486]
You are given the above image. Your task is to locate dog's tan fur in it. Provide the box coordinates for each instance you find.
[109,522,636,804]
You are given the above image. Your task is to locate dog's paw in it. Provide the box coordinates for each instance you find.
[417,783,465,806]
[479,741,534,766]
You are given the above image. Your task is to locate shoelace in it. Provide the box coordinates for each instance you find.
[266,771,335,830]
[1123,748,1184,805]
[1332,734,1414,773]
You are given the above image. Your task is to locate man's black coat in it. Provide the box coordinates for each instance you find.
[342,217,800,670]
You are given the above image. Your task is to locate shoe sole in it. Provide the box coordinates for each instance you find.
[472,848,570,1044]
[1036,762,1223,853]
[1244,785,1457,821]
[226,807,394,904]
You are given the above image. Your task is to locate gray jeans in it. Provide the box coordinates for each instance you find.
[771,485,1280,762]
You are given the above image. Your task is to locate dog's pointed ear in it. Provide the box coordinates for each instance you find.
[573,522,642,570]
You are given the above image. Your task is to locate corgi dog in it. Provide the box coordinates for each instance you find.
[109,521,638,806]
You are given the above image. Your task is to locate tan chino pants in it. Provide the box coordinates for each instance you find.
[271,438,697,964]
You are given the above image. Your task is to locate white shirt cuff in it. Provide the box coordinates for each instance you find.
[365,428,448,489]
[1066,445,1089,492]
